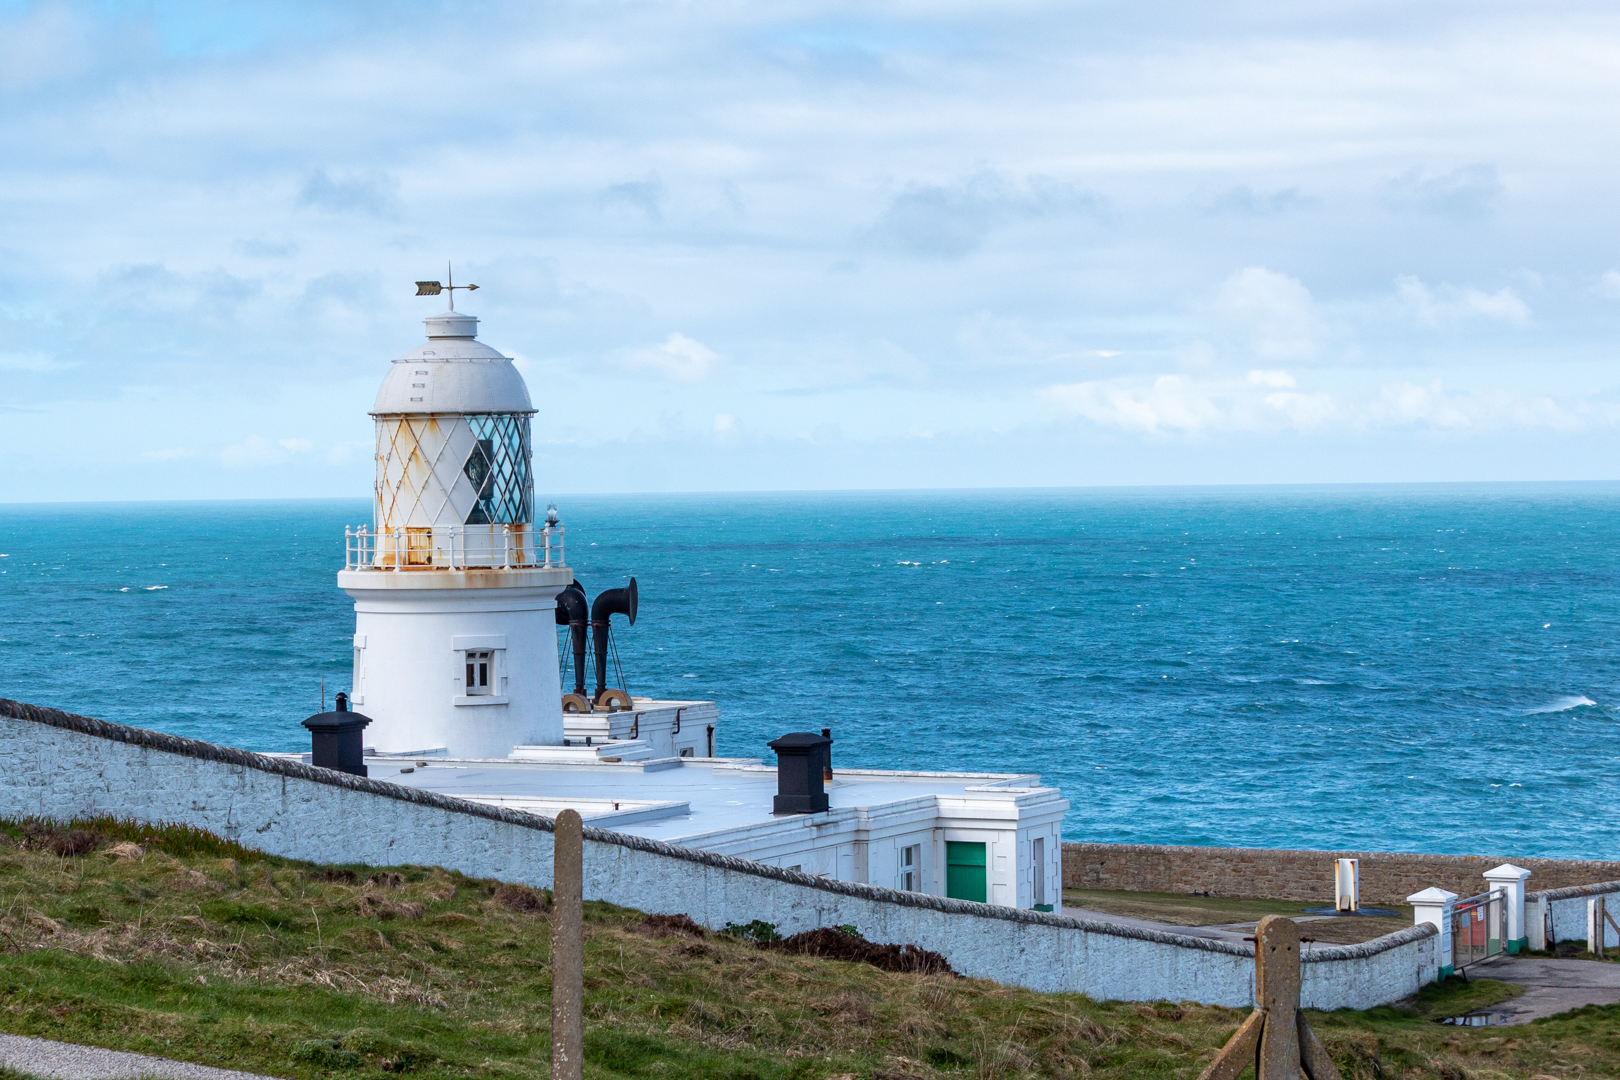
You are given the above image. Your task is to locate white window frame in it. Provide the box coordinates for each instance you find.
[1032,836,1047,908]
[452,635,508,706]
[465,650,495,695]
[899,843,922,892]
[351,634,366,705]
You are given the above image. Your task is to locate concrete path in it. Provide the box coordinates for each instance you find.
[1061,904,1248,943]
[1062,905,1359,950]
[1466,955,1620,1024]
[0,1033,276,1080]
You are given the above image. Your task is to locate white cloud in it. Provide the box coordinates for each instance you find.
[5,1,1620,496]
[0,352,71,373]
[1370,381,1594,433]
[220,435,315,468]
[619,333,721,382]
[138,447,194,463]
[1263,389,1335,429]
[1247,369,1295,389]
[1384,164,1504,221]
[1047,371,1608,437]
[1044,375,1230,435]
[0,3,96,95]
[1211,268,1319,360]
[860,171,1101,259]
[1395,276,1530,327]
[297,170,399,217]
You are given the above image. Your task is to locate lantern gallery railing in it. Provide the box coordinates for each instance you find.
[345,524,565,571]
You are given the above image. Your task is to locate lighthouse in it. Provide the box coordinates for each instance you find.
[337,286,572,758]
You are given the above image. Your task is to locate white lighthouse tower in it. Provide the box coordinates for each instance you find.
[337,285,572,758]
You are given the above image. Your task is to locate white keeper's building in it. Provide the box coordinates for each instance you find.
[299,296,1069,913]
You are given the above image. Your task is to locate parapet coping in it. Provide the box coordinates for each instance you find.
[0,698,1434,965]
[1530,879,1620,903]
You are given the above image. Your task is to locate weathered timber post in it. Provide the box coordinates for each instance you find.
[1197,916,1341,1080]
[1591,895,1619,958]
[551,809,584,1080]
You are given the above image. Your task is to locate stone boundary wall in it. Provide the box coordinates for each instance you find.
[1064,842,1620,906]
[1531,880,1620,951]
[0,700,1436,1010]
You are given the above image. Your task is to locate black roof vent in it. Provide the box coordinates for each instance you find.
[768,731,831,815]
[302,692,373,777]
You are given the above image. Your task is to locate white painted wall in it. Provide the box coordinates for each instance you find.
[563,702,719,760]
[339,568,571,757]
[1532,881,1620,951]
[0,705,1438,1010]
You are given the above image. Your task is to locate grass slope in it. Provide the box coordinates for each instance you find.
[0,819,1611,1080]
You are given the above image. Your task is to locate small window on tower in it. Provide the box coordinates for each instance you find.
[465,650,493,695]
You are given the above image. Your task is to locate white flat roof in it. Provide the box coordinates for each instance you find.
[371,756,1063,842]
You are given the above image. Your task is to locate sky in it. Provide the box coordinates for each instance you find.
[3,0,1620,502]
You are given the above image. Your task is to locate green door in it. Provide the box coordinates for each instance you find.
[945,841,987,903]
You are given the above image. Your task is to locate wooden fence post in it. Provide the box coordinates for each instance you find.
[551,809,584,1080]
[1198,916,1341,1080]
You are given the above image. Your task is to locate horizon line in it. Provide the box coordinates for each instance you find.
[5,477,1620,509]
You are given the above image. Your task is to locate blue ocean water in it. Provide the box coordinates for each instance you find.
[1,486,1617,859]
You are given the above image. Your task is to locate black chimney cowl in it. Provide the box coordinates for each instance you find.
[302,691,373,777]
[768,731,832,814]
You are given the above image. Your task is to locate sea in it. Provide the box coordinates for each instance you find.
[2,485,1617,860]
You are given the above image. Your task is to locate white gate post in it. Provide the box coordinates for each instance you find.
[1527,893,1548,952]
[1409,887,1458,979]
[1483,864,1532,954]
[1590,896,1613,956]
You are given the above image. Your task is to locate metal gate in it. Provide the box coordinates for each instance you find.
[1452,889,1507,970]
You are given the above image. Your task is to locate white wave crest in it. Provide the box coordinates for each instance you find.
[1527,694,1597,714]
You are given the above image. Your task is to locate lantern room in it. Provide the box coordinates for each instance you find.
[365,309,540,570]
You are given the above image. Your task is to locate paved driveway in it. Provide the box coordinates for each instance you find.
[1469,955,1620,1024]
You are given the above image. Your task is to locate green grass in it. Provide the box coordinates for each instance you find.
[1062,889,1414,944]
[0,819,1610,1079]
[1406,977,1524,1020]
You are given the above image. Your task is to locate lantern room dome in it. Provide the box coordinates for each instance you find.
[371,310,535,416]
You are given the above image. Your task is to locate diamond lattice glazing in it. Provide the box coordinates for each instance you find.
[463,413,534,525]
[375,412,534,530]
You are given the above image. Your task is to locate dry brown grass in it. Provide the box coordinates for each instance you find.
[0,820,1608,1079]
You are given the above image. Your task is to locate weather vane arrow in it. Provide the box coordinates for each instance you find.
[414,263,478,310]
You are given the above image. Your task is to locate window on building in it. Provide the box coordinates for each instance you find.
[1033,837,1047,908]
[900,844,921,892]
[678,747,694,758]
[465,650,493,695]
